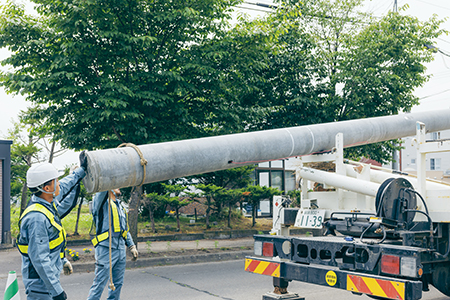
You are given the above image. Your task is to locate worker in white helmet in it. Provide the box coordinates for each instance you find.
[17,152,88,300]
[86,188,138,300]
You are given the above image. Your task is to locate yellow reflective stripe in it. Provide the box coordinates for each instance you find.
[17,244,28,254]
[18,203,66,256]
[49,231,65,249]
[92,231,109,246]
[110,200,120,233]
[21,204,63,232]
[92,200,129,246]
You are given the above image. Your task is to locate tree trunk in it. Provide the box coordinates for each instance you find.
[176,207,180,231]
[48,141,56,163]
[228,202,232,229]
[73,197,83,235]
[128,186,142,248]
[206,197,211,229]
[21,138,34,215]
[252,205,256,227]
[149,204,156,233]
[20,183,28,215]
[217,201,222,218]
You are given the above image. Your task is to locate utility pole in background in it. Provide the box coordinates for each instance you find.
[393,0,397,12]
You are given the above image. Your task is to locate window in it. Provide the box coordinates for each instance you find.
[271,171,283,191]
[259,171,270,187]
[430,158,441,170]
[431,132,440,140]
[285,171,296,191]
[411,158,415,164]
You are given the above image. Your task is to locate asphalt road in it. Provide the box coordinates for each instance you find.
[3,260,450,300]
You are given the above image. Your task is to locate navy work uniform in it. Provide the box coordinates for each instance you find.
[87,190,137,300]
[17,167,85,299]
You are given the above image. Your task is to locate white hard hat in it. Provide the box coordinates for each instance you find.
[27,163,59,188]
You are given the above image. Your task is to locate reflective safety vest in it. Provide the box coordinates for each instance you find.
[17,203,67,259]
[91,199,129,247]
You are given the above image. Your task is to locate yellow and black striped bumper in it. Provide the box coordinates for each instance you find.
[245,256,422,300]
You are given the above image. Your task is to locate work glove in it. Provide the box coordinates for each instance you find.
[63,261,73,275]
[79,150,88,170]
[129,245,139,261]
[53,291,67,300]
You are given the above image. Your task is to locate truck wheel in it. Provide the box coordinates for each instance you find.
[432,262,450,296]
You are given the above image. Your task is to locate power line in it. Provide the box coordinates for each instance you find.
[413,0,450,11]
[419,88,450,101]
[243,1,277,9]
[235,5,272,14]
[437,38,450,45]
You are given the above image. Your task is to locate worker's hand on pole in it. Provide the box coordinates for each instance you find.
[63,261,73,275]
[129,245,139,261]
[79,150,88,171]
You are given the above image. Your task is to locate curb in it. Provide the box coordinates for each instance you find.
[72,250,254,273]
[66,230,271,247]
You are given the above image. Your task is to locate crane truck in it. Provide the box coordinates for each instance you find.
[82,109,450,300]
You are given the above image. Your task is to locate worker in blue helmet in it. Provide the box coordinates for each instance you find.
[17,152,88,300]
[87,188,138,300]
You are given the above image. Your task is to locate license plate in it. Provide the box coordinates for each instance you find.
[294,209,325,228]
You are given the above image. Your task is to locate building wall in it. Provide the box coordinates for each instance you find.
[401,129,450,175]
[0,140,12,244]
[0,159,2,244]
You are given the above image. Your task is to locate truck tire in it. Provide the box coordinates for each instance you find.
[432,262,450,296]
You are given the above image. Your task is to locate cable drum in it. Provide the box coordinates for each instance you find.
[375,178,417,228]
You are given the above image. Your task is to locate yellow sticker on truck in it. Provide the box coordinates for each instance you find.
[245,258,280,278]
[347,274,405,300]
[325,271,337,286]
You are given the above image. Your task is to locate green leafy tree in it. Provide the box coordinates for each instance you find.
[162,183,193,231]
[187,166,255,216]
[7,106,69,214]
[196,184,223,229]
[252,0,446,162]
[142,192,168,234]
[215,188,243,228]
[0,0,268,243]
[8,122,40,213]
[242,185,282,227]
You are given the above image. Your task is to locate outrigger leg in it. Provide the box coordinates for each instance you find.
[262,278,305,300]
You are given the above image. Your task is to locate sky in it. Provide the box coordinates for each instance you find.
[0,0,450,169]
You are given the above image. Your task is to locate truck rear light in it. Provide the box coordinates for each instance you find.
[381,254,400,275]
[400,257,417,277]
[254,241,263,256]
[263,242,274,257]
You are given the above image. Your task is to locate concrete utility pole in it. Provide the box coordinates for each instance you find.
[82,109,450,193]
